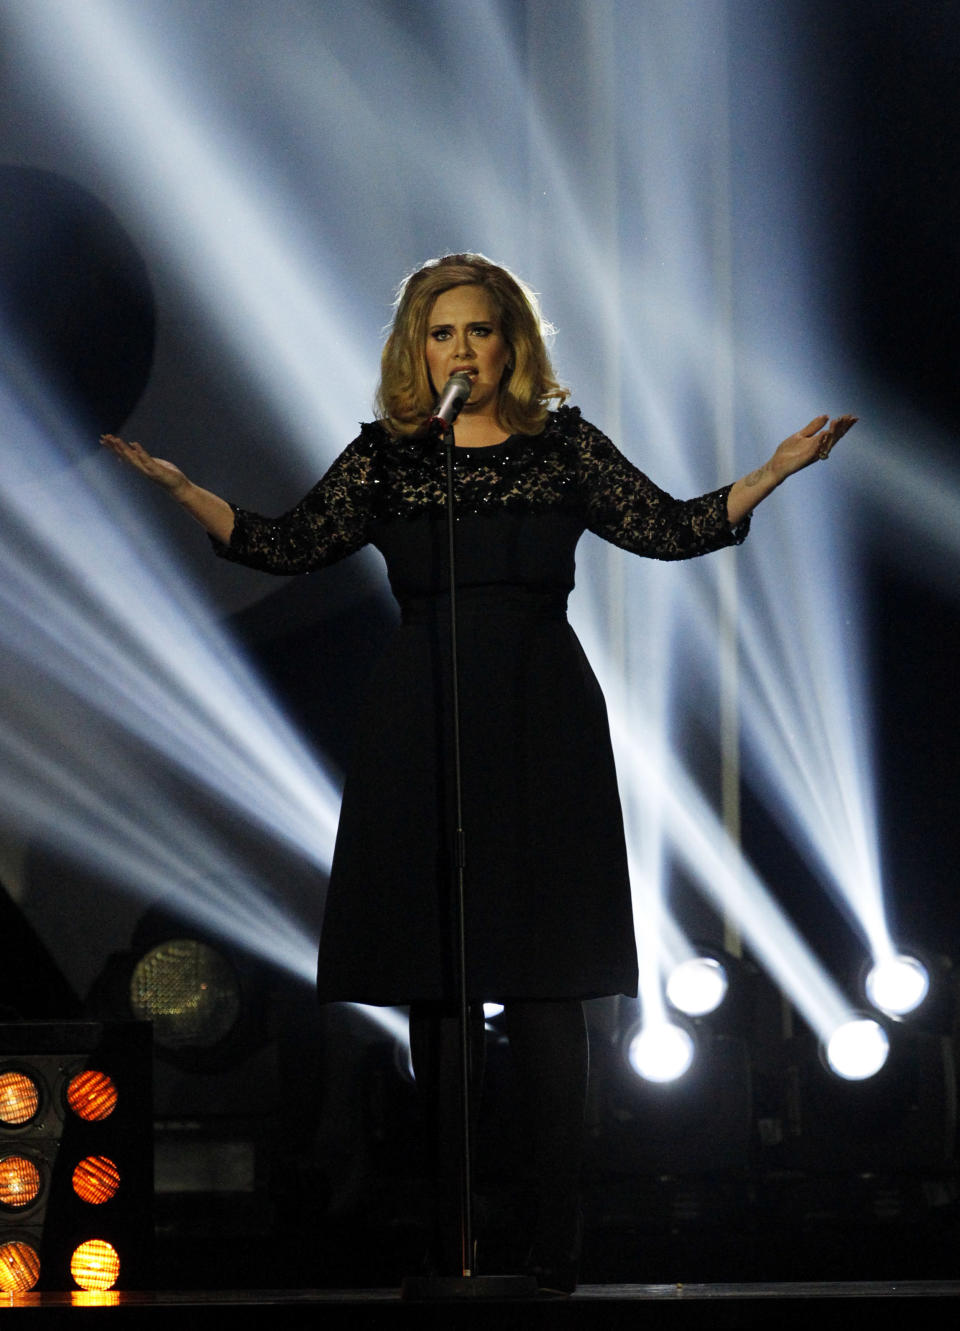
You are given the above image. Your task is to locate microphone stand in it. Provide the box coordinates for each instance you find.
[402,418,536,1303]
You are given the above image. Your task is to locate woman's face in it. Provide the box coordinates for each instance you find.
[424,284,512,420]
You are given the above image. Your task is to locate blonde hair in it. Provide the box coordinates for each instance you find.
[375,253,568,437]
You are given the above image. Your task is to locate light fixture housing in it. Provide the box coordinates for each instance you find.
[821,1015,890,1081]
[625,1017,697,1084]
[666,954,730,1019]
[863,952,931,1019]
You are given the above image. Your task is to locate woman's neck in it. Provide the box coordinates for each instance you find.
[451,412,510,448]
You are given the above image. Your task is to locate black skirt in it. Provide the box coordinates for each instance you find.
[315,573,639,1005]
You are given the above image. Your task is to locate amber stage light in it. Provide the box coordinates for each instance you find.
[70,1238,121,1292]
[0,1156,41,1210]
[0,1240,41,1293]
[66,1070,118,1122]
[0,1023,154,1291]
[0,1072,40,1127]
[72,1156,121,1206]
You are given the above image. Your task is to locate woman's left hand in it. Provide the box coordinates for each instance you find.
[769,413,858,484]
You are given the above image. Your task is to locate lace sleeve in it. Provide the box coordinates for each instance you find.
[211,430,376,575]
[573,413,750,560]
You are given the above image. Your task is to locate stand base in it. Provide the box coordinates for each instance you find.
[401,1273,539,1301]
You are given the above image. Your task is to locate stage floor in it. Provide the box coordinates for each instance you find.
[5,1281,960,1328]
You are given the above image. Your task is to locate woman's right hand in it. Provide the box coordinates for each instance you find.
[100,433,236,544]
[100,434,190,496]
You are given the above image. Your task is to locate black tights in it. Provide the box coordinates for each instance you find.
[408,998,588,1275]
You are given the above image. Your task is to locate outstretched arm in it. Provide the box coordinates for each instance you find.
[100,434,235,545]
[726,413,858,527]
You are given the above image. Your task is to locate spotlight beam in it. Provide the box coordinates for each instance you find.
[0,368,339,986]
[0,377,341,868]
[0,706,317,984]
[606,690,853,1043]
[675,545,888,960]
[6,0,371,467]
[857,422,960,578]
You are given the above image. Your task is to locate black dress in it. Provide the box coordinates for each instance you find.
[215,405,748,1005]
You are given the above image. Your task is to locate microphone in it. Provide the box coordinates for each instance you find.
[427,372,472,436]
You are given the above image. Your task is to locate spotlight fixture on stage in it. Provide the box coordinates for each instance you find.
[0,1154,43,1209]
[769,1013,955,1179]
[129,938,242,1054]
[666,953,730,1018]
[864,952,931,1019]
[0,1070,42,1127]
[88,909,269,1079]
[89,910,308,1228]
[69,1238,121,1292]
[0,1023,152,1293]
[821,1015,889,1081]
[595,999,754,1179]
[626,1017,696,1084]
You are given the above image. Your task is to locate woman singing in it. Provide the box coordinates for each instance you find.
[103,252,855,1292]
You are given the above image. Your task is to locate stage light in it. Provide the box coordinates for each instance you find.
[0,1157,42,1210]
[626,1018,696,1084]
[0,1240,40,1294]
[0,1074,40,1128]
[598,1000,754,1178]
[129,939,241,1051]
[823,1017,889,1081]
[0,1023,152,1291]
[66,1071,118,1123]
[72,1157,121,1206]
[864,953,930,1019]
[772,1016,955,1179]
[70,1239,120,1292]
[666,955,729,1018]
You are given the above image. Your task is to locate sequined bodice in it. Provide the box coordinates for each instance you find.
[217,405,747,597]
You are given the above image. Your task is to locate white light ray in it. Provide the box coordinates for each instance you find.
[6,0,370,466]
[856,424,960,580]
[600,678,853,1043]
[520,0,887,1003]
[645,737,849,1040]
[0,376,341,868]
[567,0,898,978]
[254,5,519,255]
[0,703,317,984]
[673,506,888,958]
[349,1005,410,1046]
